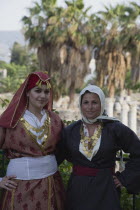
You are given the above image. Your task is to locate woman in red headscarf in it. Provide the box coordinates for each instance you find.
[0,72,65,210]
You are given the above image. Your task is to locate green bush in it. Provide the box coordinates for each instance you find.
[59,160,72,188]
[120,187,140,210]
[0,63,33,93]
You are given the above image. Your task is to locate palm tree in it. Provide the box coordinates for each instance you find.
[22,0,97,104]
[95,30,126,97]
[121,2,140,85]
[94,5,126,97]
[95,3,140,97]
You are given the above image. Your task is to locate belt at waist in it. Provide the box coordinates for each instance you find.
[73,165,114,176]
[6,155,58,180]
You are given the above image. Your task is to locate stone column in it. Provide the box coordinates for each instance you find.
[114,101,121,117]
[128,101,137,133]
[105,98,115,117]
[120,101,129,126]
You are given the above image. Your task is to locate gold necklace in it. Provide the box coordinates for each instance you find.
[20,113,51,148]
[80,123,103,158]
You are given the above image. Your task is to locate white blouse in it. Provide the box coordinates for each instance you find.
[79,123,101,161]
[24,109,47,145]
[3,110,58,181]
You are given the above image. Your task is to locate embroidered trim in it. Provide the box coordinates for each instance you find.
[2,190,8,210]
[11,189,15,210]
[36,79,51,89]
[33,72,50,83]
[20,111,51,152]
[11,79,29,128]
[48,176,51,209]
[52,175,60,209]
[80,123,103,159]
[13,102,28,128]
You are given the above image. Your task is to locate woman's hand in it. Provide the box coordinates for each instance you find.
[0,175,17,191]
[113,176,123,188]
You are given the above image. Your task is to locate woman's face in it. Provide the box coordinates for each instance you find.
[27,85,50,112]
[81,92,101,119]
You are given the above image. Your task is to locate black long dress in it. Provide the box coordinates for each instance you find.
[57,120,140,210]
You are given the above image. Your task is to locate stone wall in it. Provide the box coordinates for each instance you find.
[54,93,140,136]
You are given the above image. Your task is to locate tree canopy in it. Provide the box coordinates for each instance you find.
[21,0,140,100]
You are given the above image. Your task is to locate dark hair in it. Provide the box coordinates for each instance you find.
[81,90,92,105]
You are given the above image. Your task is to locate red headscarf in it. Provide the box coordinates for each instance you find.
[0,72,53,128]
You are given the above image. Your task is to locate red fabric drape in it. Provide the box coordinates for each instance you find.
[0,72,53,128]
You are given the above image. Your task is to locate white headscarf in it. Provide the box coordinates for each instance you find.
[79,84,118,124]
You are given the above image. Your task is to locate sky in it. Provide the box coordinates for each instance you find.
[0,0,140,31]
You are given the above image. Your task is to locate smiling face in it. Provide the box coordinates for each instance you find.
[81,92,101,120]
[27,85,50,113]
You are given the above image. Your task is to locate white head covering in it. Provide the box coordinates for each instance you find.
[79,84,118,124]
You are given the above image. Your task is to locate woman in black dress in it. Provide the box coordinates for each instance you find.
[57,84,140,210]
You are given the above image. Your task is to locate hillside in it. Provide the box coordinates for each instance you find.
[0,31,26,63]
